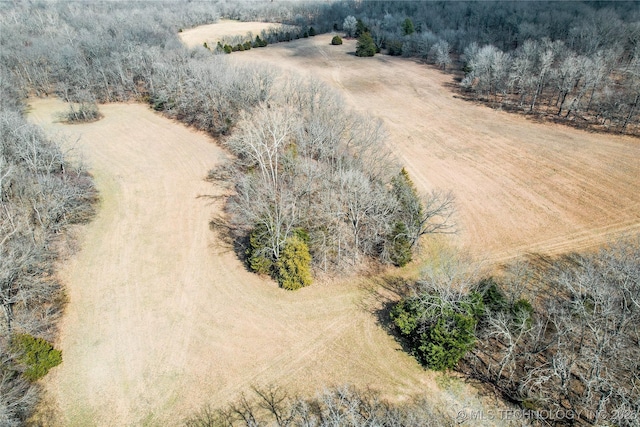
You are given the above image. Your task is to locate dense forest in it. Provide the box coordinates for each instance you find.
[1,1,638,425]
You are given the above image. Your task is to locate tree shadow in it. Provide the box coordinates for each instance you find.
[359,275,419,359]
[208,215,256,273]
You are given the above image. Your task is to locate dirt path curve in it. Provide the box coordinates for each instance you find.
[28,99,493,426]
[234,34,640,262]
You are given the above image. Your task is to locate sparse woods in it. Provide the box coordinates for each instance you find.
[0,112,96,425]
[467,241,640,426]
[460,40,640,132]
[185,385,453,427]
[333,2,639,134]
[390,239,640,425]
[219,79,454,287]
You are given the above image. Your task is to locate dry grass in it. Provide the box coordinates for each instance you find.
[24,23,640,427]
[27,99,502,427]
[178,19,282,49]
[229,33,640,264]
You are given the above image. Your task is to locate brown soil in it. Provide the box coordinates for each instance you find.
[231,34,640,263]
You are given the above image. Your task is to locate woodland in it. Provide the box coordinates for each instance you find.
[0,1,638,426]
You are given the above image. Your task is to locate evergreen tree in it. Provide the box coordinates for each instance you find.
[391,292,482,371]
[355,19,369,38]
[389,222,413,267]
[391,168,423,246]
[276,235,313,290]
[355,32,376,57]
[402,18,415,36]
[11,334,63,381]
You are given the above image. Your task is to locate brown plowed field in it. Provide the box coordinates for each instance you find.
[231,34,640,262]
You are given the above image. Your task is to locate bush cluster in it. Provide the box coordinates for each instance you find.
[186,385,453,427]
[60,102,102,123]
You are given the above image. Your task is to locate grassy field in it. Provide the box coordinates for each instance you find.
[179,19,281,49]
[28,99,502,426]
[25,23,640,427]
[230,33,640,264]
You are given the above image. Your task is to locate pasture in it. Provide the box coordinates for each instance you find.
[231,34,640,263]
[25,23,639,426]
[28,99,497,426]
[179,19,281,49]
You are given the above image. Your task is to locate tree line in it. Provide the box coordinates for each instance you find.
[0,111,96,425]
[320,2,639,134]
[185,384,453,427]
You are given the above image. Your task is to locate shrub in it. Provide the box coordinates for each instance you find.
[223,44,232,54]
[247,225,273,275]
[423,311,477,371]
[11,334,62,381]
[511,298,534,328]
[391,292,481,370]
[387,39,403,56]
[331,35,343,45]
[253,35,267,48]
[275,235,312,290]
[479,278,508,313]
[60,102,102,123]
[355,32,376,57]
[308,26,316,36]
[478,278,533,328]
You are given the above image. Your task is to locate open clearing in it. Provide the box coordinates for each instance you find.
[179,19,282,49]
[26,25,639,427]
[28,99,498,426]
[230,34,640,263]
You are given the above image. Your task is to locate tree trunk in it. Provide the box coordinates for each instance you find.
[621,93,639,132]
